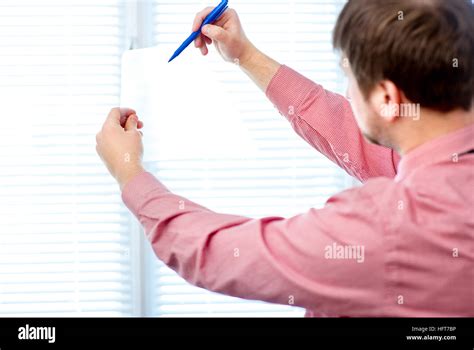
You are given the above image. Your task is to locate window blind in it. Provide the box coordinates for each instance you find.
[0,0,135,316]
[148,0,348,317]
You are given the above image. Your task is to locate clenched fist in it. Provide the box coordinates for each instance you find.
[96,108,145,190]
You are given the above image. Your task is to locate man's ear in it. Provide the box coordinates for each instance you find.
[369,80,402,123]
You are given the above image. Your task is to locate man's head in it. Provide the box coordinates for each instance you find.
[333,0,474,152]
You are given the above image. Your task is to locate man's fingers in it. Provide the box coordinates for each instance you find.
[192,7,214,32]
[202,24,229,43]
[195,35,202,48]
[105,107,136,127]
[192,6,227,52]
[195,33,209,48]
[105,107,122,126]
[119,108,137,127]
[195,33,205,48]
[124,114,138,131]
[200,43,208,55]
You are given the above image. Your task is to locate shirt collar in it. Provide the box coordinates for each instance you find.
[395,123,474,181]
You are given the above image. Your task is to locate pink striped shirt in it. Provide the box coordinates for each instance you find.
[122,65,474,317]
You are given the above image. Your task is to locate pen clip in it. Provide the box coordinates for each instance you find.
[214,5,228,21]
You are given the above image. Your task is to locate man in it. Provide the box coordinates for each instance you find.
[96,0,473,316]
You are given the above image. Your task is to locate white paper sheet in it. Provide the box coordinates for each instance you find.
[120,47,257,162]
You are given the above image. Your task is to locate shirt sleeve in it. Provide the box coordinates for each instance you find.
[122,171,392,317]
[266,65,400,182]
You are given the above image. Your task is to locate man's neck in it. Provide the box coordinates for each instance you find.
[396,108,474,156]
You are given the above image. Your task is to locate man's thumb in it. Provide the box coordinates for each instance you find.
[124,114,138,131]
[202,24,228,42]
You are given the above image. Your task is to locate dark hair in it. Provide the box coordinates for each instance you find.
[333,0,474,112]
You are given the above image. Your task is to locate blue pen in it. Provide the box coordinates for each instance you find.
[168,0,229,63]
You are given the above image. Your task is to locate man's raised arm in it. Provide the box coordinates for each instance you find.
[193,7,400,182]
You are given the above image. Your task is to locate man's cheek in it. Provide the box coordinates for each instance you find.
[351,103,370,135]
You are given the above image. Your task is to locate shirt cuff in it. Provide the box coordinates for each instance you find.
[121,171,170,216]
[265,65,319,118]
